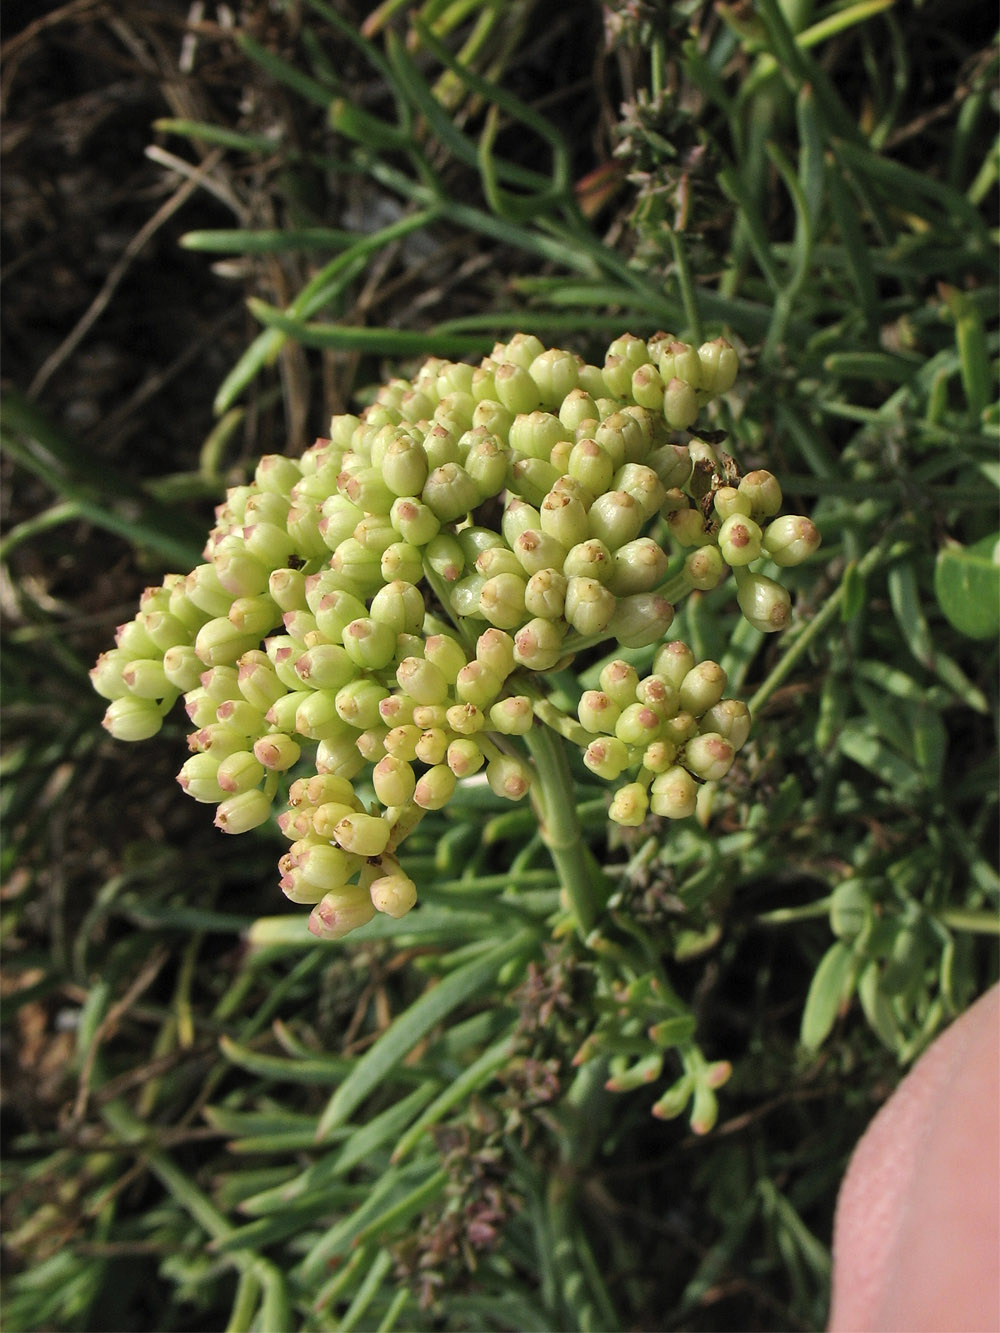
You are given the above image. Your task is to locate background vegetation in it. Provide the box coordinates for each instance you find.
[2,1,997,1330]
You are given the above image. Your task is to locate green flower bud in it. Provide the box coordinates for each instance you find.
[215,697,268,736]
[649,767,697,819]
[195,618,259,668]
[682,732,735,781]
[511,456,562,507]
[286,502,327,558]
[588,490,644,549]
[700,698,751,749]
[227,595,280,638]
[423,462,480,523]
[501,333,547,369]
[666,505,713,548]
[475,546,524,580]
[479,572,528,629]
[414,727,449,766]
[529,347,580,407]
[631,364,665,411]
[445,701,486,736]
[216,750,266,794]
[372,754,417,806]
[464,433,508,498]
[185,563,235,618]
[177,751,223,803]
[255,452,303,494]
[488,695,534,734]
[683,545,727,591]
[509,410,570,461]
[648,444,692,491]
[656,339,702,389]
[332,811,390,858]
[599,659,640,707]
[370,580,425,635]
[487,753,532,801]
[697,338,739,395]
[576,362,608,399]
[308,886,377,940]
[139,610,192,653]
[762,514,821,566]
[712,486,752,521]
[501,498,542,548]
[279,866,325,904]
[451,573,486,617]
[378,692,414,727]
[455,660,503,708]
[607,538,668,595]
[660,710,699,747]
[310,801,361,840]
[613,463,665,521]
[338,465,395,515]
[353,512,398,556]
[607,593,675,649]
[475,628,515,680]
[243,521,296,570]
[578,690,621,735]
[292,689,348,741]
[472,397,514,440]
[513,617,566,671]
[652,639,695,687]
[447,737,485,778]
[369,869,418,918]
[582,735,630,781]
[635,674,678,717]
[495,361,542,414]
[662,377,699,430]
[595,411,648,467]
[102,695,164,741]
[431,393,474,432]
[114,618,161,659]
[679,661,727,716]
[396,655,449,706]
[341,617,398,671]
[559,388,600,433]
[268,567,308,614]
[253,732,302,771]
[315,735,365,779]
[414,635,461,684]
[389,496,441,547]
[90,649,132,701]
[601,355,633,400]
[563,538,613,583]
[718,513,763,566]
[436,360,475,397]
[414,763,457,809]
[609,781,649,826]
[304,773,360,809]
[508,529,564,580]
[567,438,615,496]
[334,678,389,730]
[565,576,617,636]
[424,533,465,582]
[384,723,421,761]
[737,469,783,518]
[735,570,792,632]
[524,567,567,619]
[214,788,272,834]
[214,540,270,599]
[121,657,171,700]
[331,538,384,598]
[642,739,677,773]
[615,702,662,747]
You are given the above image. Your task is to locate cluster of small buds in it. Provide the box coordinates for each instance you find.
[575,639,751,826]
[91,332,819,939]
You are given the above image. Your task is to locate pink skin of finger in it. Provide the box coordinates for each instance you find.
[828,983,999,1332]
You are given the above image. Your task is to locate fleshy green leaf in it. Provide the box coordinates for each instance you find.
[933,534,1000,640]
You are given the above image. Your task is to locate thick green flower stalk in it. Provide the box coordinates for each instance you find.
[91,332,819,939]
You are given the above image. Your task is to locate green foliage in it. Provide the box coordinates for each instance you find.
[3,3,997,1331]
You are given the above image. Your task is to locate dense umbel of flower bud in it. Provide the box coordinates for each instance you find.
[93,334,817,938]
